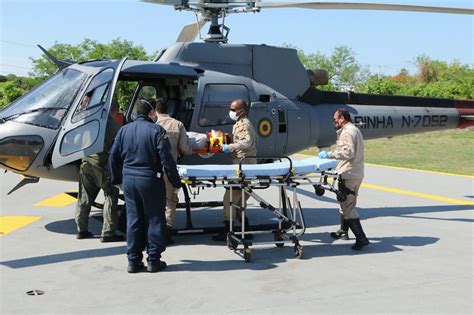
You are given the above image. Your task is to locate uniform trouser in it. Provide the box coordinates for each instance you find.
[338,178,363,220]
[75,160,119,236]
[223,186,251,221]
[123,175,166,265]
[164,174,179,228]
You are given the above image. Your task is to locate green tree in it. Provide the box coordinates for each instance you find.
[0,81,25,108]
[329,46,370,91]
[31,38,150,78]
[361,75,403,95]
[360,56,474,99]
[286,44,370,91]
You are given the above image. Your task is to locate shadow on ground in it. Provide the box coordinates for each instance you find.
[167,234,439,272]
[0,246,127,269]
[1,232,438,271]
[24,197,468,271]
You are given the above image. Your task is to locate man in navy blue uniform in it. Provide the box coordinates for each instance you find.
[109,97,181,273]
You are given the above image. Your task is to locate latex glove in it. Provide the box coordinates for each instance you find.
[222,144,231,153]
[318,151,330,159]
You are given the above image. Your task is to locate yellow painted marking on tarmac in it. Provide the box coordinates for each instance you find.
[365,163,474,179]
[0,216,41,237]
[362,183,474,206]
[34,192,77,207]
[295,152,473,179]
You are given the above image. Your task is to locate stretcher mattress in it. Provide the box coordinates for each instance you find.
[178,157,338,178]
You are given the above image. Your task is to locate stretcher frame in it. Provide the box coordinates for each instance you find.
[177,156,341,262]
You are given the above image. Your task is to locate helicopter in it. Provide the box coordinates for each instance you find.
[0,0,473,194]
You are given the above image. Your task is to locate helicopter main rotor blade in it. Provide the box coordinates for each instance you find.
[141,0,181,7]
[176,18,209,42]
[256,2,474,15]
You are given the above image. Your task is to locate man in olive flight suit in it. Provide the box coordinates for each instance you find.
[212,99,257,241]
[319,108,370,250]
[75,100,123,243]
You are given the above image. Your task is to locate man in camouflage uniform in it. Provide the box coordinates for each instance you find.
[212,99,257,241]
[319,108,370,250]
[75,100,124,242]
[155,98,193,244]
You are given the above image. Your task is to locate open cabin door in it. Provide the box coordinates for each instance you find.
[52,58,127,168]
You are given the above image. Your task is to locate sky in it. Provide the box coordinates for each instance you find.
[0,0,473,77]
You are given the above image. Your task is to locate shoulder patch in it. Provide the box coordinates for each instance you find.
[340,134,350,145]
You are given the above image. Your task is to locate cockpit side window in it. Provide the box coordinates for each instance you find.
[199,84,250,127]
[130,85,158,121]
[124,78,196,129]
[72,68,114,123]
[138,85,158,99]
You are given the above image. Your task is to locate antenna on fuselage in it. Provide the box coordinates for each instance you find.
[37,45,74,70]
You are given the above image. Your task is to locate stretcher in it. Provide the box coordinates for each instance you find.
[177,156,341,262]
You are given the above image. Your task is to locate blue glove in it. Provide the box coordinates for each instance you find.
[318,151,330,159]
[222,144,231,153]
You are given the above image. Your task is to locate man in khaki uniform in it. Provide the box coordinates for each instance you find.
[212,99,257,241]
[156,98,192,244]
[319,108,369,250]
[75,100,123,242]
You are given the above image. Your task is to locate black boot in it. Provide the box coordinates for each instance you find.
[166,226,174,246]
[330,215,349,240]
[346,218,370,250]
[212,220,230,242]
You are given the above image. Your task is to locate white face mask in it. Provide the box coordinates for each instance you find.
[229,110,238,121]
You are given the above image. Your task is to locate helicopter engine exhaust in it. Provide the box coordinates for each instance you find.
[307,69,329,86]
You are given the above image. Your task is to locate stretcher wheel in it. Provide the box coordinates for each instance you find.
[314,186,325,196]
[244,247,251,263]
[274,232,285,248]
[336,191,347,202]
[227,233,238,250]
[294,244,303,259]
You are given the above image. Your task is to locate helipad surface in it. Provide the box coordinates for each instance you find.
[1,160,473,314]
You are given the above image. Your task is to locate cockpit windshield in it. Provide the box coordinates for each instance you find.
[0,69,87,128]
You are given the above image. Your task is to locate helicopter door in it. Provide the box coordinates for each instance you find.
[52,58,127,168]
